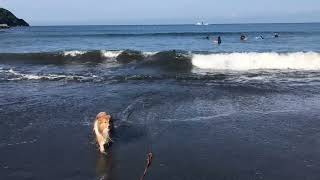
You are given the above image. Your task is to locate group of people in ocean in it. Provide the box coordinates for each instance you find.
[206,32,280,45]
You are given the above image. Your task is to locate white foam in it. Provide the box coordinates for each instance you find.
[8,69,16,74]
[7,69,42,80]
[101,50,122,58]
[192,52,320,70]
[143,51,157,56]
[63,50,86,57]
[6,69,96,81]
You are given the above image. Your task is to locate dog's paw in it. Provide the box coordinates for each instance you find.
[99,145,105,154]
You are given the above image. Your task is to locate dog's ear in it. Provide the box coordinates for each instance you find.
[96,112,107,120]
[106,115,111,121]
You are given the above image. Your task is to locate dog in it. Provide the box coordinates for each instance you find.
[93,112,113,154]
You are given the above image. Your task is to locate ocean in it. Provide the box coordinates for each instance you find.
[1,23,320,180]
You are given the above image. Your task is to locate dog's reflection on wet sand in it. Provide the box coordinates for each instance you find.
[96,152,114,180]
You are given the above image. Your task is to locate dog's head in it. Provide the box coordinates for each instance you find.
[96,112,112,134]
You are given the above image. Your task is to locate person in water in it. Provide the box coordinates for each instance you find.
[217,36,222,44]
[240,34,247,41]
[213,36,222,45]
[256,35,264,40]
[274,33,279,38]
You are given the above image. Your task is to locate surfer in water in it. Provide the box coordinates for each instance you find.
[217,36,222,45]
[217,36,222,44]
[240,34,247,41]
[213,36,222,45]
[256,35,264,40]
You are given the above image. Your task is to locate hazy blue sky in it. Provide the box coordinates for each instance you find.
[1,0,319,25]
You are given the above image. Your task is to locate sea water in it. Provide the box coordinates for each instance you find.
[1,23,320,180]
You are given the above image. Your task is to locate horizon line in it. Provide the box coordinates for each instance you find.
[28,21,320,27]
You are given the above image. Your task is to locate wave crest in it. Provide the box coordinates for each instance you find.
[192,52,320,70]
[2,50,320,71]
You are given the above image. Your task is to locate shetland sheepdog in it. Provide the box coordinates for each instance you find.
[93,112,112,153]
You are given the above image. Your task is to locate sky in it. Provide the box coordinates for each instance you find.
[0,0,319,25]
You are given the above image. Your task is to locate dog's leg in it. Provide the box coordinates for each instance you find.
[99,143,105,153]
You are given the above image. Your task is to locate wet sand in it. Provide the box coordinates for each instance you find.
[1,80,320,180]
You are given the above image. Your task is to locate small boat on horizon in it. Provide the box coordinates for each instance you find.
[195,21,209,26]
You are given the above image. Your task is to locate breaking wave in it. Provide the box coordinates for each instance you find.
[192,52,320,70]
[1,50,320,71]
[0,50,124,64]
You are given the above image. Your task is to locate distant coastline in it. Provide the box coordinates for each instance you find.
[0,8,29,28]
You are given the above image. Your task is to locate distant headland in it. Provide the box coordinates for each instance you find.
[0,8,29,28]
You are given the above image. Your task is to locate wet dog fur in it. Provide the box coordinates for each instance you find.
[93,112,112,153]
